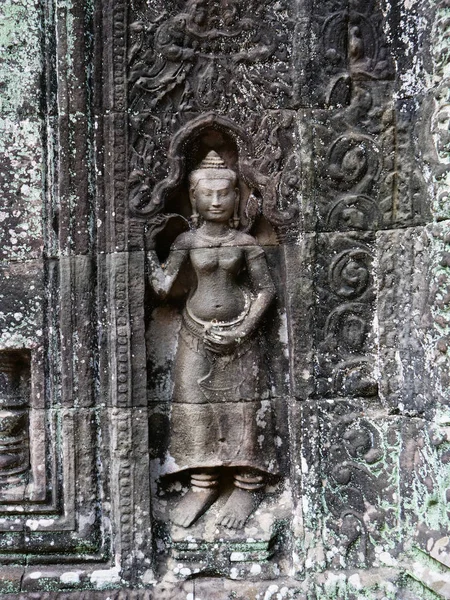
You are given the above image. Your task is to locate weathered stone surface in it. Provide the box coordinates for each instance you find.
[315,232,376,399]
[0,0,449,597]
[127,0,295,114]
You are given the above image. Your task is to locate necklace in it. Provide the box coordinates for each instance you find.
[195,227,237,245]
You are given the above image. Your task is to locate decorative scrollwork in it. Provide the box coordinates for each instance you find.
[333,358,378,398]
[324,303,368,352]
[323,406,385,567]
[128,0,292,113]
[327,134,381,193]
[329,249,371,299]
[326,194,381,231]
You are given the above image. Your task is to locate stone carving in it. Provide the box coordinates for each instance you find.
[146,150,277,529]
[0,0,447,592]
[314,85,386,231]
[314,81,427,232]
[128,0,292,113]
[377,227,434,414]
[128,111,295,238]
[317,234,377,398]
[429,2,450,221]
[326,3,394,78]
[313,0,395,107]
[326,194,381,231]
[0,350,30,486]
[327,134,381,193]
[130,112,298,235]
[321,403,385,568]
[249,112,301,240]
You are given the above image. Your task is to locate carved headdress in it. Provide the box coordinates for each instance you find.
[189,150,240,228]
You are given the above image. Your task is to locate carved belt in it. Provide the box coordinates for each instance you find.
[180,303,255,362]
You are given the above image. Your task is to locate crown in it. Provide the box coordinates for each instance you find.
[189,150,237,188]
[197,150,228,170]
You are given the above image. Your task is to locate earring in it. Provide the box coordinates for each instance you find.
[190,192,199,227]
[232,189,240,228]
[191,212,200,227]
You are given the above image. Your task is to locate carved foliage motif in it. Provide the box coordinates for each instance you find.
[313,82,427,233]
[314,85,387,232]
[309,0,394,107]
[316,233,376,399]
[128,0,293,114]
[249,112,301,238]
[320,403,387,568]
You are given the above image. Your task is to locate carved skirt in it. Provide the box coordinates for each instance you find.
[167,310,278,476]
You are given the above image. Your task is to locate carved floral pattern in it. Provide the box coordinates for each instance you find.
[317,234,376,398]
[314,81,426,233]
[320,403,385,568]
[128,0,292,113]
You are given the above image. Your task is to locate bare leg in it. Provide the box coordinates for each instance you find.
[171,470,220,528]
[217,471,265,529]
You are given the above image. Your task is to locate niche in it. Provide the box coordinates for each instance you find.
[0,349,31,489]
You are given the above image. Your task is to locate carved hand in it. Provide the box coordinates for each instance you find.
[146,214,176,249]
[203,327,247,354]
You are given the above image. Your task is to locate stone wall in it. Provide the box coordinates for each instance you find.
[0,0,448,598]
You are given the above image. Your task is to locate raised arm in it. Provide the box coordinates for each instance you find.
[146,248,188,299]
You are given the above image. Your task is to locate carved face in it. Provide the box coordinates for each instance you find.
[193,178,237,223]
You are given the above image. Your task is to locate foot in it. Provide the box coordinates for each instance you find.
[171,487,220,528]
[217,487,262,529]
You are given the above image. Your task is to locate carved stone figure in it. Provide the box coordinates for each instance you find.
[146,151,277,529]
[128,0,291,113]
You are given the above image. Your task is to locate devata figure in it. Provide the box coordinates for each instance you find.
[147,151,278,529]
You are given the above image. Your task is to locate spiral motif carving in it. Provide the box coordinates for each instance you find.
[329,249,371,299]
[327,135,381,192]
[326,194,381,231]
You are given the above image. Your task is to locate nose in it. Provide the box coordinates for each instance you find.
[211,191,222,206]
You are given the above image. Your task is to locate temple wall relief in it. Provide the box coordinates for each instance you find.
[0,0,448,598]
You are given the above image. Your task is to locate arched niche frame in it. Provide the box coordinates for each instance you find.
[129,112,298,245]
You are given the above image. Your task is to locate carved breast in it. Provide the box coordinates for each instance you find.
[190,247,243,276]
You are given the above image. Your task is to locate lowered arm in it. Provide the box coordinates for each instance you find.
[239,246,276,338]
